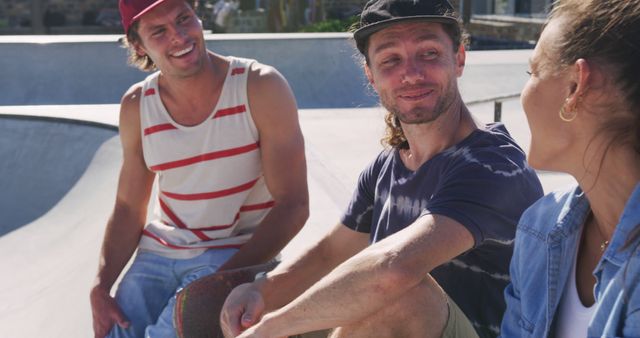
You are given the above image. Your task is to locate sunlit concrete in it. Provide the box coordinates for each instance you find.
[0,43,575,337]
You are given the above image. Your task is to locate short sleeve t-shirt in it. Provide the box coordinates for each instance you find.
[341,123,543,338]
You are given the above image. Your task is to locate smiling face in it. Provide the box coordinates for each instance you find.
[133,0,207,78]
[364,22,465,125]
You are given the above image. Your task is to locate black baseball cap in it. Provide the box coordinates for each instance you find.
[353,0,459,54]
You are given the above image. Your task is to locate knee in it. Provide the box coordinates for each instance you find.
[333,276,449,338]
[377,276,448,323]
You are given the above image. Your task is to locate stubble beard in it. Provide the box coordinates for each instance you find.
[381,83,457,125]
[175,48,207,78]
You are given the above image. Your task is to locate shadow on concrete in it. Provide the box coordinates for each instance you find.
[0,116,117,235]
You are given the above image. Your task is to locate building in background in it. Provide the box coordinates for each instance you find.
[466,0,552,17]
[1,0,121,34]
[1,0,548,48]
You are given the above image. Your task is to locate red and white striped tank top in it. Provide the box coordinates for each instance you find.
[138,57,273,259]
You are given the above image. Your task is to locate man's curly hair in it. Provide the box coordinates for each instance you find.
[350,13,468,149]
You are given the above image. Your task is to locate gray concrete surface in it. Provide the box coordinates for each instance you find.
[0,104,574,338]
[0,34,531,109]
[0,114,121,337]
[0,34,374,109]
[0,42,575,337]
[0,116,117,234]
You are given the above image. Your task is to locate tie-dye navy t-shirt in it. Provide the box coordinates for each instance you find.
[341,123,543,338]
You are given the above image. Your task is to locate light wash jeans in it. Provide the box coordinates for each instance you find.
[107,248,238,338]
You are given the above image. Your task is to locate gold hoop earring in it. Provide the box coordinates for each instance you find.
[559,105,577,122]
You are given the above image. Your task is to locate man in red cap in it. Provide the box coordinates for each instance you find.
[220,0,542,337]
[89,0,309,337]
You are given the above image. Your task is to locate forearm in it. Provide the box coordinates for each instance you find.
[256,215,474,336]
[93,207,145,291]
[227,223,366,319]
[219,200,308,271]
[220,225,368,337]
[257,239,347,312]
[260,245,417,336]
[95,91,153,293]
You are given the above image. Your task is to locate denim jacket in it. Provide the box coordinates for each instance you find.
[500,183,640,338]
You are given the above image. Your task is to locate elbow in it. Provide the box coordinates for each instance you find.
[299,199,310,224]
[279,196,309,229]
[273,198,309,234]
[371,249,425,293]
[293,199,310,230]
[112,200,147,226]
[291,192,310,221]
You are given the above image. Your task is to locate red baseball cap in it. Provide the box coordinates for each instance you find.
[119,0,169,34]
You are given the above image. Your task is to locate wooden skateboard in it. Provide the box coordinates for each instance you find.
[174,261,279,338]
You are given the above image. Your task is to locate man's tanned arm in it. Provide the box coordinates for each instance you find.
[237,215,474,337]
[217,64,308,271]
[90,86,156,338]
[221,223,369,337]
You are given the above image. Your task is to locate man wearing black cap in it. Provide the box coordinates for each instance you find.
[220,0,542,337]
[89,0,309,337]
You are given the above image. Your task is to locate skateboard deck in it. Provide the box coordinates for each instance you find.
[174,261,278,338]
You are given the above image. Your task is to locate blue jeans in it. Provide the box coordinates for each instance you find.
[107,248,238,338]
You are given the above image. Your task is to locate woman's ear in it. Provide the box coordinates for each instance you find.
[566,58,591,107]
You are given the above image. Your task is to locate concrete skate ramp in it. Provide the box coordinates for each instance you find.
[0,116,118,234]
[0,34,530,109]
[0,115,121,337]
[0,34,376,109]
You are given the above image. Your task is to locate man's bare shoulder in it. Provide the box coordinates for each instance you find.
[247,62,291,95]
[121,81,145,106]
[117,81,147,139]
[246,61,296,113]
[119,82,145,126]
[245,61,297,128]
